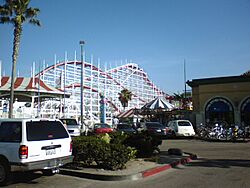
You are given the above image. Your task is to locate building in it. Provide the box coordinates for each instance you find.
[187,75,250,127]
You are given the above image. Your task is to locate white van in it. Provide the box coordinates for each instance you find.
[0,118,73,185]
[167,120,195,137]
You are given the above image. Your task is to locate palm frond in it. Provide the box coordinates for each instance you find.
[25,7,40,18]
[0,16,11,23]
[29,18,40,26]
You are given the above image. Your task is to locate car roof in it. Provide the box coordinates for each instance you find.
[169,120,191,123]
[59,118,77,120]
[0,118,60,122]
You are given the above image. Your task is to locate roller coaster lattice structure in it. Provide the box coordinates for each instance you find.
[36,59,167,122]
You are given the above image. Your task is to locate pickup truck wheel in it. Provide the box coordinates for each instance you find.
[0,160,10,186]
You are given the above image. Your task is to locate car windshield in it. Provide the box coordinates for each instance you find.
[178,121,191,126]
[60,119,78,125]
[94,123,111,129]
[117,124,132,129]
[67,124,80,128]
[146,122,163,128]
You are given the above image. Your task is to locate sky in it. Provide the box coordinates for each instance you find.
[0,0,250,95]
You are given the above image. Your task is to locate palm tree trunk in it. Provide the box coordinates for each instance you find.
[9,24,22,118]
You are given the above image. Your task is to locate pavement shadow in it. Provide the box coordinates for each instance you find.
[8,171,43,186]
[157,150,192,165]
[189,158,250,168]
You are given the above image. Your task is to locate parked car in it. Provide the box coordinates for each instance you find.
[60,118,82,137]
[145,122,169,137]
[167,120,196,137]
[0,118,73,185]
[90,123,114,134]
[116,123,136,134]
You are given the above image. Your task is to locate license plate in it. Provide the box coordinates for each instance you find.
[46,149,56,155]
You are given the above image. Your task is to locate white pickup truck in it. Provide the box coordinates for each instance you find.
[0,118,73,185]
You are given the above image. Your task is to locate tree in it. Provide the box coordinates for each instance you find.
[0,0,41,118]
[118,89,132,109]
[173,92,186,109]
[173,92,192,110]
[242,70,250,77]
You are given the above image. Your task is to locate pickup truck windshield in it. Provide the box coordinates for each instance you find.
[26,121,69,141]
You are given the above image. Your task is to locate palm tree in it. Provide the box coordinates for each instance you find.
[118,89,132,110]
[173,92,185,109]
[0,0,41,118]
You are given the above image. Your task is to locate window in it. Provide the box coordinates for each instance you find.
[60,119,77,125]
[205,97,234,125]
[178,121,191,126]
[26,121,69,141]
[0,122,22,142]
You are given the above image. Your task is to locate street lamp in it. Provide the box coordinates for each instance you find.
[80,40,85,130]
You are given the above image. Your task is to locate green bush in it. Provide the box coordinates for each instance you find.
[109,131,129,144]
[124,132,162,157]
[96,144,136,170]
[72,131,162,170]
[72,135,136,170]
[72,136,104,165]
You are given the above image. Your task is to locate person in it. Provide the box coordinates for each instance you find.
[113,117,119,128]
[62,120,67,128]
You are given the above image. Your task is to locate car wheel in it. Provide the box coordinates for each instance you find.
[0,159,10,186]
[42,168,59,176]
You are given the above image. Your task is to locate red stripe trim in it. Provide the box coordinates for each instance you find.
[14,77,24,89]
[118,108,134,118]
[1,77,9,86]
[122,109,133,117]
[26,78,36,89]
[36,78,53,91]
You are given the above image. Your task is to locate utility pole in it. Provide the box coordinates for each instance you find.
[184,59,187,109]
[80,41,85,130]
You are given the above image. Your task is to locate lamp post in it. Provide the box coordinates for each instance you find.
[80,40,85,130]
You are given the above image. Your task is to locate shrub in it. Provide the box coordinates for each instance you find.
[72,136,105,165]
[71,131,162,170]
[109,131,129,145]
[124,132,162,157]
[96,144,136,170]
[72,135,136,170]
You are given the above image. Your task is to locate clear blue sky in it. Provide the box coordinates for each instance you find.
[0,0,250,94]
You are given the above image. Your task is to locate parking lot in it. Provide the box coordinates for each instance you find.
[6,139,250,188]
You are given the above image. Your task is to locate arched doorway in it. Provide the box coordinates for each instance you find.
[205,97,234,126]
[241,98,250,126]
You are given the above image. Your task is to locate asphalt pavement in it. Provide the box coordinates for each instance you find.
[60,149,197,181]
[59,136,249,181]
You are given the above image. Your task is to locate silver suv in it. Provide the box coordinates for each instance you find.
[0,118,73,185]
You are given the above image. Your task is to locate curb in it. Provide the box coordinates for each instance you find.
[60,152,197,181]
[142,152,197,178]
[59,168,143,181]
